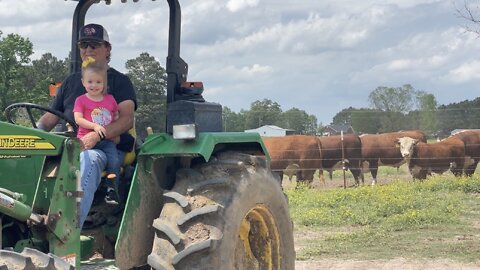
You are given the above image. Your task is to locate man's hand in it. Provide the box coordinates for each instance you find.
[93,124,107,139]
[81,131,101,150]
[37,112,60,132]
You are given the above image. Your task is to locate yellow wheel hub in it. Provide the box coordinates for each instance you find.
[238,204,281,270]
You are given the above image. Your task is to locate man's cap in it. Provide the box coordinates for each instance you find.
[79,23,110,43]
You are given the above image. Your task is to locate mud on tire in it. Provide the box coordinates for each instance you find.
[0,247,74,270]
[148,151,295,269]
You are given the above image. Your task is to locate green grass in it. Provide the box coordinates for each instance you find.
[288,175,480,262]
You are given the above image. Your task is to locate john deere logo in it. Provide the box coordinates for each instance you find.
[0,135,55,150]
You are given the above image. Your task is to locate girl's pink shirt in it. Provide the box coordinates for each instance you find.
[73,94,118,138]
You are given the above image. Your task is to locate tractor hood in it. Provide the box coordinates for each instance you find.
[0,121,67,157]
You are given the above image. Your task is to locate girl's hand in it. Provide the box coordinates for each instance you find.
[93,124,107,139]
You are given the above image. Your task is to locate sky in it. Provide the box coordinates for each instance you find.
[1,0,480,125]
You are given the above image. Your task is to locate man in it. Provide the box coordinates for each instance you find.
[37,23,137,228]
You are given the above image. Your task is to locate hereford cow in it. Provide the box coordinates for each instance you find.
[284,163,300,181]
[263,135,323,186]
[318,134,362,185]
[360,130,427,185]
[451,130,480,176]
[396,136,466,179]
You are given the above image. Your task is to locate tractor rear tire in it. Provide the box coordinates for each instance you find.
[0,248,74,270]
[148,151,295,269]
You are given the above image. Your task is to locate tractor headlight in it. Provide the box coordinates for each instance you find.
[173,124,197,140]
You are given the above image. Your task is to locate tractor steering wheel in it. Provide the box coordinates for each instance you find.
[4,103,78,134]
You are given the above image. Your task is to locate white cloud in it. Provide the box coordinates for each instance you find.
[0,0,49,17]
[386,55,447,72]
[446,61,480,83]
[226,0,259,12]
[203,87,223,96]
[185,0,222,16]
[387,59,414,71]
[4,0,480,124]
[193,8,386,59]
[240,64,273,76]
[202,64,272,81]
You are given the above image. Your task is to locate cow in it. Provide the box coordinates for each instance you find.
[317,134,362,185]
[451,130,480,176]
[284,163,300,181]
[360,130,427,185]
[396,136,466,179]
[262,135,323,186]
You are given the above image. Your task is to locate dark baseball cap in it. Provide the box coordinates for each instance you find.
[78,23,110,43]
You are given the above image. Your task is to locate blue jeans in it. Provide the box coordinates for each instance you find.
[94,140,121,187]
[79,148,125,228]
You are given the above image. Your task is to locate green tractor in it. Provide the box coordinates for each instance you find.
[0,0,295,269]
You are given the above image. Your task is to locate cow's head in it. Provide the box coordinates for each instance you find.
[395,137,418,158]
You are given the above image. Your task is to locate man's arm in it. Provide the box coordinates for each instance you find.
[37,112,60,131]
[105,100,135,139]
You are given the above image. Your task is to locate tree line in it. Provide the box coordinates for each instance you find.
[331,84,480,138]
[1,31,478,140]
[0,30,319,139]
[0,31,168,140]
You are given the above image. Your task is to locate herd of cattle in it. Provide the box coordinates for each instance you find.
[262,130,480,186]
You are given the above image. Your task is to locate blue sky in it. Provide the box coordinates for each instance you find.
[1,0,480,125]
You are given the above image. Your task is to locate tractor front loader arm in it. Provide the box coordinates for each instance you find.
[0,121,83,268]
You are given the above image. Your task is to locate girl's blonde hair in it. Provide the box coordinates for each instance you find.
[81,56,108,94]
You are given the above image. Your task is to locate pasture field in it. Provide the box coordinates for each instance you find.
[286,167,480,268]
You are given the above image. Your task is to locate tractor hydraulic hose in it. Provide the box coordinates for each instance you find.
[0,187,25,202]
[0,192,35,222]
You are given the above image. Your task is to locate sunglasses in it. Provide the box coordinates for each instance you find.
[77,41,104,49]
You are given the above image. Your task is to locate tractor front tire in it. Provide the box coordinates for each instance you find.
[0,248,74,270]
[148,152,295,269]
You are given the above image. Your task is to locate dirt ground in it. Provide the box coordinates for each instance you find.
[293,220,480,270]
[288,174,480,270]
[295,258,480,270]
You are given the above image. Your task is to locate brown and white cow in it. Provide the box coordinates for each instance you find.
[451,130,480,176]
[317,134,362,185]
[262,135,323,186]
[396,136,466,179]
[284,163,300,181]
[360,130,427,185]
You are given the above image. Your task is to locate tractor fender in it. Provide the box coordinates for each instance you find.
[115,132,270,268]
[139,132,269,161]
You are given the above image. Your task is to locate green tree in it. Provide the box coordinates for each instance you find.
[368,84,415,113]
[332,107,354,126]
[22,53,69,106]
[244,99,283,129]
[350,108,384,134]
[222,106,246,132]
[368,84,416,131]
[436,97,480,136]
[316,122,325,136]
[0,31,33,119]
[305,115,319,135]
[126,52,167,139]
[417,92,438,135]
[282,107,317,135]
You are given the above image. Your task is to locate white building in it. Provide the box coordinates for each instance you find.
[244,125,296,137]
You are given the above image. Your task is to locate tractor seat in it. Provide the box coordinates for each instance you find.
[121,127,137,167]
